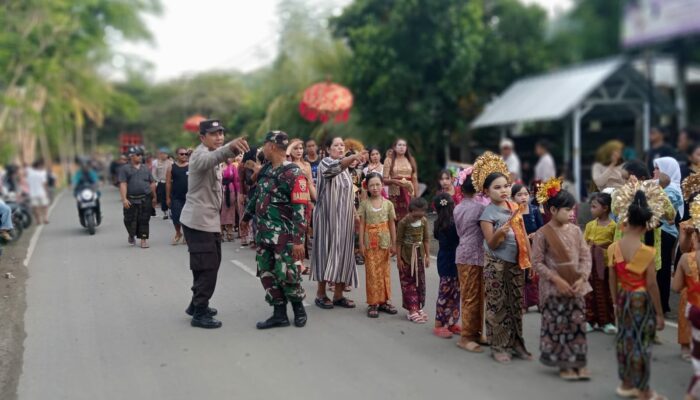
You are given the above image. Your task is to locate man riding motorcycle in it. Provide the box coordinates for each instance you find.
[72,161,102,226]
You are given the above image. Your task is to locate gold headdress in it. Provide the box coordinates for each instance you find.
[690,197,700,230]
[683,173,700,201]
[535,177,563,205]
[612,179,668,231]
[471,151,510,192]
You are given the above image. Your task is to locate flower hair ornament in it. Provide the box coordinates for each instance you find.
[439,199,448,207]
[612,179,668,231]
[471,152,510,192]
[683,173,700,201]
[457,166,474,186]
[535,177,563,205]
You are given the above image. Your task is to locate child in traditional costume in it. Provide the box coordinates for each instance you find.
[396,197,431,323]
[584,192,617,334]
[454,174,487,353]
[531,177,592,381]
[358,173,398,318]
[609,179,666,400]
[432,193,461,338]
[438,169,463,205]
[672,196,700,400]
[512,183,544,313]
[475,152,532,364]
[678,173,700,361]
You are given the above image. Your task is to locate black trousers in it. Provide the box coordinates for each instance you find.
[657,230,676,314]
[123,194,151,239]
[183,225,222,308]
[156,182,168,212]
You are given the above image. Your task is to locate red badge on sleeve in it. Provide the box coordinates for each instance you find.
[292,176,310,204]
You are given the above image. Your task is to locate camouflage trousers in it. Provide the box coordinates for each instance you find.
[256,243,305,306]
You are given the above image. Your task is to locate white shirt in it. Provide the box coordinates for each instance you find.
[503,153,521,181]
[534,153,556,182]
[26,168,47,198]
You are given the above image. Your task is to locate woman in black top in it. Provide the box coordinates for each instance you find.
[166,147,190,245]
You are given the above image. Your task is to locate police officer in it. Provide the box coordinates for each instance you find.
[241,131,309,329]
[119,146,156,248]
[180,119,249,329]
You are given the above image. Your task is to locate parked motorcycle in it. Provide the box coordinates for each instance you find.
[2,192,32,229]
[76,185,101,235]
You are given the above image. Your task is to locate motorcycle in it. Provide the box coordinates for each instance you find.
[2,192,32,229]
[76,185,101,235]
[0,202,23,245]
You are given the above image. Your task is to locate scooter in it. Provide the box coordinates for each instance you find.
[76,185,101,235]
[0,203,23,244]
[2,192,32,229]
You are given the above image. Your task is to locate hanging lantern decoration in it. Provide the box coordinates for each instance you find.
[299,81,353,123]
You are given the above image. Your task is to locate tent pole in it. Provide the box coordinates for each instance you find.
[573,108,582,202]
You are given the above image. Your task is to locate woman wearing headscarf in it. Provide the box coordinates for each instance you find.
[591,140,625,191]
[653,157,683,314]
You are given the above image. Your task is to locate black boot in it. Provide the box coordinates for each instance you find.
[256,304,290,330]
[185,302,218,317]
[191,305,222,329]
[291,302,307,327]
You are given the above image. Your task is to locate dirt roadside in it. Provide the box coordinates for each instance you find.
[0,228,32,400]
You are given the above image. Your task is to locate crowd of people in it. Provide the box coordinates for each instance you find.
[105,120,700,400]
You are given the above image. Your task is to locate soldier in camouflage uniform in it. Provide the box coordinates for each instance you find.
[241,131,310,329]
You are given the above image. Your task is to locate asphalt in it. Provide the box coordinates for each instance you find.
[16,187,692,399]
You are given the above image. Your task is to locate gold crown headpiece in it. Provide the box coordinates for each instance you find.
[471,151,510,193]
[612,179,667,231]
[535,177,563,205]
[683,173,700,201]
[690,197,700,231]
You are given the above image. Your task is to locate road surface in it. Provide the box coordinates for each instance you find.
[17,188,691,399]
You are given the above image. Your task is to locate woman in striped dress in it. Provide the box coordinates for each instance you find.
[311,137,365,309]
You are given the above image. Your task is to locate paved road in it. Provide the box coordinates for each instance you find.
[17,188,691,399]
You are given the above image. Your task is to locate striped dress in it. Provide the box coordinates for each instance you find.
[311,157,358,287]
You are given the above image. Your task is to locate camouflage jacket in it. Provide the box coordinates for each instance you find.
[243,162,309,247]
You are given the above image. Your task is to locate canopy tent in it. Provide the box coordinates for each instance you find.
[471,56,675,200]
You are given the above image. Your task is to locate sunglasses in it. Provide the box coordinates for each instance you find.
[178,152,189,156]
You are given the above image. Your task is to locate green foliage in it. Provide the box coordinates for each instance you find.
[331,0,484,179]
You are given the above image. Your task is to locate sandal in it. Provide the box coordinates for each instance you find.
[407,312,426,324]
[377,303,398,315]
[615,385,640,398]
[492,352,512,364]
[559,369,578,381]
[171,235,182,245]
[314,297,334,309]
[576,368,591,381]
[448,324,461,334]
[367,306,379,318]
[456,341,484,353]
[433,327,453,338]
[332,297,356,308]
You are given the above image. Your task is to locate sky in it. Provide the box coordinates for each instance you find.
[115,0,573,82]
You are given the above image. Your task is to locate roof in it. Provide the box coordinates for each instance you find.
[632,56,700,87]
[471,57,627,129]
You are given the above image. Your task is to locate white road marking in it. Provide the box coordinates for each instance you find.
[24,190,65,267]
[231,259,256,277]
[231,259,310,306]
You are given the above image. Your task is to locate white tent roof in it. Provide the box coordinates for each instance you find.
[471,57,626,129]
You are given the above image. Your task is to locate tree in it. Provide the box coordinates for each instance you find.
[332,0,484,180]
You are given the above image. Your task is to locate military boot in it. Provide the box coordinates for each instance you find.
[256,304,290,330]
[185,302,218,317]
[290,302,307,327]
[191,305,222,329]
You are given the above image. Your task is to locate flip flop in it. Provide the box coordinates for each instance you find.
[615,385,640,398]
[559,369,578,381]
[492,352,511,364]
[456,341,484,353]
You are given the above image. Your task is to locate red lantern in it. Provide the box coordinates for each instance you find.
[299,81,353,123]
